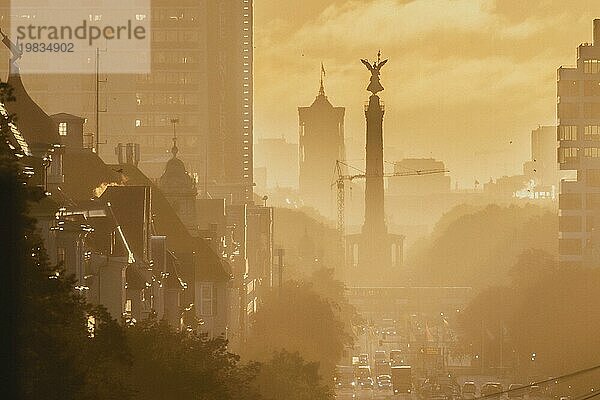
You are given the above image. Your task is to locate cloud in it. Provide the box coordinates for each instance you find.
[254,0,600,185]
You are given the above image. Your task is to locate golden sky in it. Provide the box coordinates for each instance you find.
[254,0,600,187]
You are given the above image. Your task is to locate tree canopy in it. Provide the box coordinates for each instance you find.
[408,204,557,289]
[458,249,600,381]
[245,270,354,380]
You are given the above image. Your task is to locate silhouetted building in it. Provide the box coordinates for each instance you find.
[204,0,254,204]
[5,62,61,190]
[523,126,560,189]
[254,137,298,189]
[483,174,529,197]
[159,137,198,235]
[388,158,451,196]
[557,19,600,267]
[298,75,345,216]
[1,0,254,205]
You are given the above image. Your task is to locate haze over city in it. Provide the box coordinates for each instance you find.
[2,1,600,399]
[255,0,600,186]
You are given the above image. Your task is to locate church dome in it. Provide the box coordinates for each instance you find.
[159,138,196,193]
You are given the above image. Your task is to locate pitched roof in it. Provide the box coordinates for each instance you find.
[5,68,59,149]
[60,151,230,282]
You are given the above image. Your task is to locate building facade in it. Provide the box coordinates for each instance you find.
[557,19,600,267]
[523,126,560,191]
[1,0,254,204]
[298,78,345,217]
[254,137,298,190]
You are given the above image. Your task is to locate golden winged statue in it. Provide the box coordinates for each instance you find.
[361,51,388,94]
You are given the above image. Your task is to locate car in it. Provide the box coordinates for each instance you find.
[334,387,357,400]
[358,377,375,399]
[355,365,372,381]
[374,350,387,364]
[334,379,357,400]
[382,326,397,335]
[376,374,392,390]
[358,353,369,366]
[389,349,403,366]
[529,385,543,400]
[508,384,526,399]
[462,381,477,400]
[481,382,503,399]
[359,377,374,389]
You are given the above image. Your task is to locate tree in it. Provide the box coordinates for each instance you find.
[126,317,260,400]
[245,279,352,380]
[0,83,131,399]
[308,267,361,351]
[256,350,332,400]
[458,249,600,381]
[408,204,557,289]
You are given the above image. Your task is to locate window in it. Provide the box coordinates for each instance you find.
[559,216,581,232]
[587,193,600,209]
[584,125,600,140]
[584,59,600,74]
[49,153,62,176]
[559,239,582,255]
[558,80,579,97]
[584,103,600,118]
[57,247,66,264]
[584,147,600,157]
[198,283,214,316]
[558,147,579,163]
[587,169,600,187]
[125,299,132,313]
[560,193,582,210]
[558,103,578,119]
[587,216,596,232]
[58,122,67,136]
[558,125,577,141]
[584,81,600,96]
[135,119,142,127]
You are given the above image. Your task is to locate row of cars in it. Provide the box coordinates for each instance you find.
[334,363,413,399]
[462,381,539,400]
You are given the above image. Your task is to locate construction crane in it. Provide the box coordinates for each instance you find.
[332,160,449,236]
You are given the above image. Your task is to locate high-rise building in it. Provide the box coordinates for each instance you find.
[0,0,254,204]
[557,19,600,267]
[254,137,298,190]
[523,126,560,190]
[203,0,254,204]
[298,75,345,216]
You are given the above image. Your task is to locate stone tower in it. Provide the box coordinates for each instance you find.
[298,67,346,217]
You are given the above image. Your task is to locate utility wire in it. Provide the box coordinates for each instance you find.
[575,390,600,400]
[474,363,600,400]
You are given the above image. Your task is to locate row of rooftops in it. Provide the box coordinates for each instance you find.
[2,59,231,292]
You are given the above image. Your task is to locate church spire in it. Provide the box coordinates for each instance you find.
[318,62,326,96]
[170,118,179,158]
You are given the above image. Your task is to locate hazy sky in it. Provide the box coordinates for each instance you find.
[254,0,600,187]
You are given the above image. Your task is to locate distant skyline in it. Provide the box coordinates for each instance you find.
[254,0,600,187]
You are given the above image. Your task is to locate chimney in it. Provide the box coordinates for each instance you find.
[595,19,600,46]
[125,143,140,166]
[115,143,126,164]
